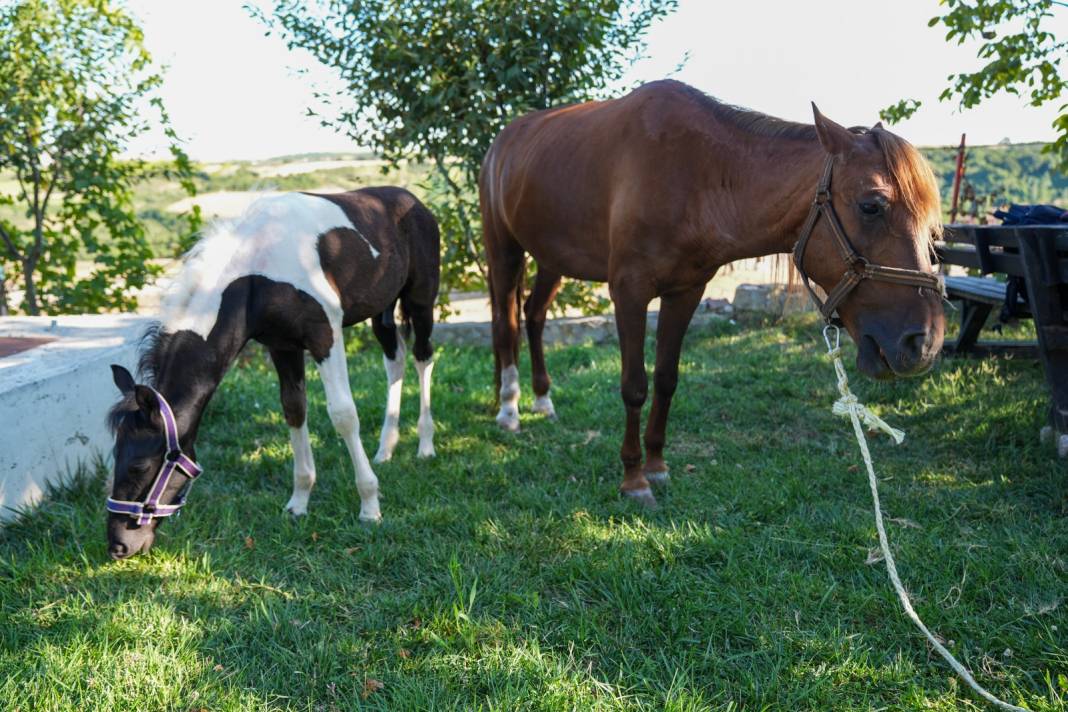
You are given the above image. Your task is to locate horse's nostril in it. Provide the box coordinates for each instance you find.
[899,329,929,359]
[108,542,129,560]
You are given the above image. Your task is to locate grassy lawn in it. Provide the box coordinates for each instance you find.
[1,316,1065,711]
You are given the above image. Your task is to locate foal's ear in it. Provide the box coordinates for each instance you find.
[133,385,160,420]
[811,103,857,156]
[111,364,136,396]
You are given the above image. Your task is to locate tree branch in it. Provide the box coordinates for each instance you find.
[433,154,486,280]
[0,222,24,262]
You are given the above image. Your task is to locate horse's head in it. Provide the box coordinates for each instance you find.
[799,105,945,380]
[105,365,198,559]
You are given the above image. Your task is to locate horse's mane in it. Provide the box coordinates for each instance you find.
[869,126,944,239]
[672,82,818,141]
[674,83,942,238]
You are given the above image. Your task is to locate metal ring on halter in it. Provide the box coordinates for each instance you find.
[823,324,841,352]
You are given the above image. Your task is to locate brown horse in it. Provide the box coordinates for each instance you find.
[480,80,944,507]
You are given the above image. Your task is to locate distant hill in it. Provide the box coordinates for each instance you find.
[921,142,1068,219]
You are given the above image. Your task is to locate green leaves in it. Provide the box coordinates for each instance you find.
[886,0,1067,171]
[0,0,198,314]
[258,0,677,315]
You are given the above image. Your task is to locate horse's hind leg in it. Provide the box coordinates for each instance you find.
[405,295,436,458]
[371,304,405,463]
[269,347,317,516]
[643,285,704,485]
[524,267,562,419]
[485,224,525,432]
[317,326,381,521]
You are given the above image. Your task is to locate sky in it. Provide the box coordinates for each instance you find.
[125,0,1068,161]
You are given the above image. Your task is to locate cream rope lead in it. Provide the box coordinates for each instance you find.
[822,325,1029,712]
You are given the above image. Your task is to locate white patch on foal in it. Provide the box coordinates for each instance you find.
[415,358,435,458]
[160,192,379,338]
[318,329,380,522]
[284,422,316,516]
[374,338,406,463]
[496,364,521,432]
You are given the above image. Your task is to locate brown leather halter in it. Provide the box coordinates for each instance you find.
[792,150,944,325]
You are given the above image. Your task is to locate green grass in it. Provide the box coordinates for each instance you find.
[1,316,1066,711]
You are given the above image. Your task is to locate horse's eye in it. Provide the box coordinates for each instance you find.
[859,201,882,216]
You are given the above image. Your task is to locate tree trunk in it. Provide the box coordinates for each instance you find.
[22,259,38,315]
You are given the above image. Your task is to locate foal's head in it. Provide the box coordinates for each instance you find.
[105,365,189,559]
[802,107,945,379]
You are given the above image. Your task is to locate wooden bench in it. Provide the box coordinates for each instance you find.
[938,225,1068,457]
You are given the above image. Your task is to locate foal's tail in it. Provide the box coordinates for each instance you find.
[397,297,413,341]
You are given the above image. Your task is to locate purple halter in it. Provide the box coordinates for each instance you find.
[106,388,203,525]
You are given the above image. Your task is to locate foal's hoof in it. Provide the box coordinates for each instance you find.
[645,470,670,486]
[373,450,393,464]
[284,501,308,517]
[622,487,658,509]
[359,512,382,525]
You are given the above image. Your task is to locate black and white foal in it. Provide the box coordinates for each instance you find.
[105,187,440,559]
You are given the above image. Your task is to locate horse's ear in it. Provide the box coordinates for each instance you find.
[111,364,136,396]
[872,120,884,131]
[133,385,159,419]
[811,102,856,156]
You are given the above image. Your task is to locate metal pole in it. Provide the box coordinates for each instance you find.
[949,133,966,224]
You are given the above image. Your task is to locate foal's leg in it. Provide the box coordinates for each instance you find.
[371,306,405,463]
[524,267,563,419]
[316,328,381,521]
[486,230,526,432]
[406,298,437,458]
[270,347,317,516]
[610,276,657,506]
[643,285,704,485]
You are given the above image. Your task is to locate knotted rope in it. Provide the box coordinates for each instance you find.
[822,325,1028,712]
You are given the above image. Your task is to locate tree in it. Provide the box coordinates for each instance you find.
[254,0,677,314]
[0,0,199,315]
[881,0,1067,170]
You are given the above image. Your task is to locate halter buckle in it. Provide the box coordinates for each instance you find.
[814,189,831,205]
[165,449,181,462]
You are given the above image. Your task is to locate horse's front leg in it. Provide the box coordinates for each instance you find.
[316,328,381,522]
[270,347,317,516]
[643,285,704,485]
[610,275,656,507]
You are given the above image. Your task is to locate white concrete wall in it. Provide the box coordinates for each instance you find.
[0,315,152,521]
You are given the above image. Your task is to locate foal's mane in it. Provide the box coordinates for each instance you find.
[106,323,173,435]
[676,83,943,237]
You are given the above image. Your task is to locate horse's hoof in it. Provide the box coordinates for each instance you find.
[373,450,392,464]
[417,445,436,459]
[645,470,670,486]
[622,487,658,509]
[359,512,382,524]
[496,413,520,433]
[531,395,557,419]
[1039,425,1053,445]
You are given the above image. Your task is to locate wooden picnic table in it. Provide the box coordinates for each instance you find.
[938,224,1068,457]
